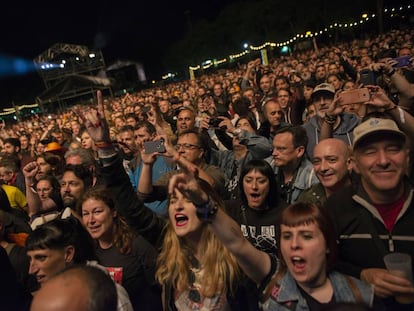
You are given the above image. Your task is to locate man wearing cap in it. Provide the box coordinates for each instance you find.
[326,116,414,309]
[302,83,360,159]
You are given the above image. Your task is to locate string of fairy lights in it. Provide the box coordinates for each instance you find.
[184,4,412,74]
[1,4,412,117]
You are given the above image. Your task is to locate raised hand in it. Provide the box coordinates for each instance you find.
[23,161,39,180]
[75,90,111,143]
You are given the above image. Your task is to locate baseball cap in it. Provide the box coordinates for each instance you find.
[353,118,406,149]
[311,83,335,98]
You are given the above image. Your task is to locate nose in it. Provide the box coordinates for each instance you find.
[86,213,95,224]
[251,180,258,190]
[377,149,390,167]
[29,260,38,275]
[320,159,329,172]
[290,235,301,250]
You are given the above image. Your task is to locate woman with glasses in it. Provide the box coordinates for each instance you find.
[29,174,63,230]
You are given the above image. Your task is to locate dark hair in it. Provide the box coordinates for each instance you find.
[25,217,97,263]
[118,125,134,134]
[235,115,257,132]
[134,120,156,136]
[35,174,64,212]
[232,97,251,116]
[275,125,308,150]
[277,202,337,272]
[277,87,292,96]
[37,152,65,177]
[239,159,279,209]
[178,129,207,151]
[57,265,118,311]
[63,164,93,191]
[3,138,20,150]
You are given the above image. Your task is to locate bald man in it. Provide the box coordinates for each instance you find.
[31,265,118,311]
[298,138,352,206]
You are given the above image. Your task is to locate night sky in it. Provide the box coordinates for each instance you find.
[0,0,237,107]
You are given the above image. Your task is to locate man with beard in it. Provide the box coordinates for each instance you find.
[60,165,93,216]
[117,125,140,178]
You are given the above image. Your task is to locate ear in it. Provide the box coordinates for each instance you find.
[112,210,118,218]
[64,245,75,264]
[350,155,360,174]
[198,148,204,160]
[346,157,353,173]
[296,146,305,158]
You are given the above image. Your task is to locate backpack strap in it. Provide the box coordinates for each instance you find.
[345,275,363,304]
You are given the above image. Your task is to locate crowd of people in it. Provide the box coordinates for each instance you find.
[0,27,414,310]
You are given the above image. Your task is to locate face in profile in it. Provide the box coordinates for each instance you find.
[27,246,73,286]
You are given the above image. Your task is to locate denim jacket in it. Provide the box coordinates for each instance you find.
[261,271,374,311]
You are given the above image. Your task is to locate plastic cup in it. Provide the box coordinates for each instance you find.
[384,253,414,304]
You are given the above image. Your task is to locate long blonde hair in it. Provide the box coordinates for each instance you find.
[156,181,241,297]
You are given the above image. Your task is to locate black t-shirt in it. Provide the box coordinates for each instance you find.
[297,285,336,311]
[95,234,162,311]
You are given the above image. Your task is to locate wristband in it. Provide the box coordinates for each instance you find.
[324,114,337,125]
[194,196,218,222]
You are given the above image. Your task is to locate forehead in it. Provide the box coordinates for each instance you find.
[119,130,133,138]
[135,127,151,136]
[265,101,281,112]
[27,248,60,257]
[274,132,293,145]
[37,180,52,187]
[280,222,320,233]
[244,169,267,179]
[178,110,193,119]
[314,142,345,158]
[178,133,198,144]
[62,171,83,183]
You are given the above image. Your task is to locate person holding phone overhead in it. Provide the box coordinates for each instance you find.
[302,83,360,159]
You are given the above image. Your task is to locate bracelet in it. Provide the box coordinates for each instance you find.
[94,141,112,149]
[324,114,337,125]
[194,195,218,222]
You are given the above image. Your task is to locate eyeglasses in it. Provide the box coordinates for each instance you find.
[175,143,201,151]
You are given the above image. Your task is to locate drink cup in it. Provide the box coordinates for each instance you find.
[384,253,414,304]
